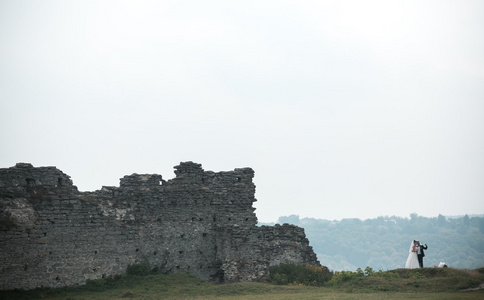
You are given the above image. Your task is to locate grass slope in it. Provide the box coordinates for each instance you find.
[1,268,483,300]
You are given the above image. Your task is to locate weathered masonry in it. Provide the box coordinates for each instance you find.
[0,162,319,290]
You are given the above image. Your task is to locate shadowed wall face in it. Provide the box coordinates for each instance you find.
[0,162,319,290]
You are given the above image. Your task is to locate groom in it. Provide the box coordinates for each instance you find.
[416,241,428,268]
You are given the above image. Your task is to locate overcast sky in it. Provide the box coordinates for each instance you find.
[1,0,483,223]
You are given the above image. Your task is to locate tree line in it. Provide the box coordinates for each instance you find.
[264,214,484,271]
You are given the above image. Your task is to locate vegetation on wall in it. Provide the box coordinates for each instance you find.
[269,264,333,286]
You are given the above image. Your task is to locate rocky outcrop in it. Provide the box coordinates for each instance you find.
[0,162,319,290]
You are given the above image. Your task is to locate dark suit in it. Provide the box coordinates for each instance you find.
[417,244,428,268]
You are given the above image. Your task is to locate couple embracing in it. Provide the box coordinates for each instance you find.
[405,240,428,269]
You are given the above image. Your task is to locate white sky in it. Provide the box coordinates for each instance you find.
[1,0,483,223]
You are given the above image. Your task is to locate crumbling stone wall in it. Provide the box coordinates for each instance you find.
[0,162,319,290]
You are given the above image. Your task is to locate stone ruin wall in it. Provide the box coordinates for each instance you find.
[0,162,320,290]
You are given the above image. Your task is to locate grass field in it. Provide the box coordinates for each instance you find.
[1,267,483,299]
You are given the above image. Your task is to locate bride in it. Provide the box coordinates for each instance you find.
[405,240,420,269]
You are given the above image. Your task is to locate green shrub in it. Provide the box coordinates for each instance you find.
[269,264,333,286]
[126,262,152,276]
[364,266,374,276]
[271,272,289,285]
[328,270,362,285]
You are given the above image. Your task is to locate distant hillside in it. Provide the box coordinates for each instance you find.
[262,214,484,271]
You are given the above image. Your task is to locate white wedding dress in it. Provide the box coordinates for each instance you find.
[405,241,420,269]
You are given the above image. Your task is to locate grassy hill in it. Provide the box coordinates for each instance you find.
[1,267,483,299]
